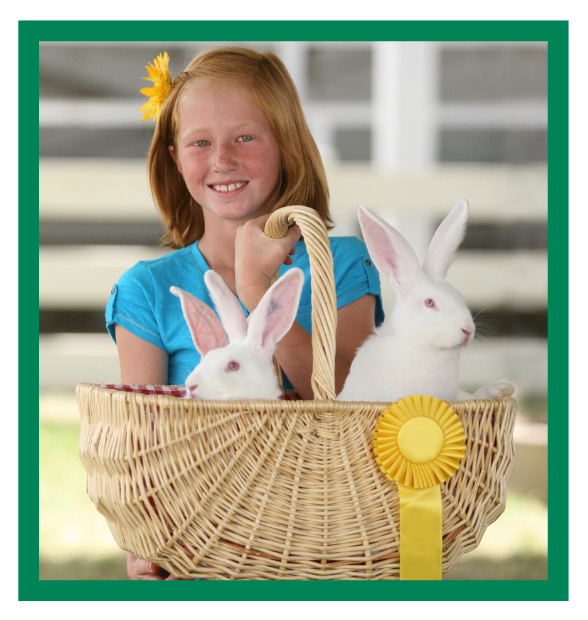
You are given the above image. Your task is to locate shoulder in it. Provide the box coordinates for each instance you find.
[129,246,194,274]
[329,235,368,257]
[117,246,199,290]
[328,236,372,273]
[290,235,372,277]
[291,234,379,291]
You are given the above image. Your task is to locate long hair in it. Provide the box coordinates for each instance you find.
[147,46,332,248]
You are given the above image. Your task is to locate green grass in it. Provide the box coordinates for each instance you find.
[39,407,547,581]
[39,419,128,578]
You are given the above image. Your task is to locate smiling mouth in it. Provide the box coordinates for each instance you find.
[210,181,248,192]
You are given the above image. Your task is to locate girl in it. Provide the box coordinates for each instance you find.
[106,46,384,579]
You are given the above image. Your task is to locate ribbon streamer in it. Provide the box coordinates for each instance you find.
[398,485,442,580]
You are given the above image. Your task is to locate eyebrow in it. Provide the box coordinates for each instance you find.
[179,122,260,141]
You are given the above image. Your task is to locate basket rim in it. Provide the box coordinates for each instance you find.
[77,382,516,412]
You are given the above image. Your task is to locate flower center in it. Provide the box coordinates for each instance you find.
[397,416,444,464]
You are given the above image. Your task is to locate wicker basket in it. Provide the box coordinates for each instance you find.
[77,206,517,580]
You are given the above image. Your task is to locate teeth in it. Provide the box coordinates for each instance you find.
[213,182,247,192]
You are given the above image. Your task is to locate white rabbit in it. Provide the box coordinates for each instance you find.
[170,267,304,400]
[338,199,514,403]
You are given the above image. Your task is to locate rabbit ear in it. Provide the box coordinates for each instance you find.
[357,204,422,291]
[204,270,248,342]
[422,199,469,278]
[170,286,228,356]
[247,268,304,359]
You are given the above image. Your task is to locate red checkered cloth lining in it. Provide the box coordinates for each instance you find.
[101,384,187,397]
[100,384,302,400]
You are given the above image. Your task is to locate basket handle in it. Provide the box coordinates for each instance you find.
[264,206,337,400]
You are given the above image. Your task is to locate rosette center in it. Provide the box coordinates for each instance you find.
[397,416,444,464]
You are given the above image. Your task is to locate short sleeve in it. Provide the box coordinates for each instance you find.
[105,262,166,350]
[331,237,385,327]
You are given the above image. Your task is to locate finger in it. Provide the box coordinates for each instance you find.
[137,560,161,577]
[287,225,301,242]
[253,213,272,229]
[138,573,166,580]
[141,562,168,580]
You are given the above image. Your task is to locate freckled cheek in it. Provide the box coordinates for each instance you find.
[179,156,210,186]
[261,152,282,186]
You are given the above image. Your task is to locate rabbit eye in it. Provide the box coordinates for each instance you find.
[425,298,436,308]
[225,360,240,372]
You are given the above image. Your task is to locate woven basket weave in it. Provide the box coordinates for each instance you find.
[77,205,517,580]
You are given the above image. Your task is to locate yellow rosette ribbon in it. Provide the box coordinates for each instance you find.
[373,395,467,580]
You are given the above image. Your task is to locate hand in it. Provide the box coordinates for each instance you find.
[235,213,301,312]
[126,552,183,580]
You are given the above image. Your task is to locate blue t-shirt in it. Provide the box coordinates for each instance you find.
[105,236,384,386]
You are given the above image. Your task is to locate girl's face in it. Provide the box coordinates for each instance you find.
[169,78,281,226]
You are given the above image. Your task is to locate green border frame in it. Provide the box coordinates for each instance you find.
[25,20,568,601]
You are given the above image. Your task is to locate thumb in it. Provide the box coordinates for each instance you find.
[286,225,302,245]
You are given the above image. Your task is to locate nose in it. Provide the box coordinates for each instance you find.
[187,383,198,394]
[213,141,236,170]
[461,325,474,342]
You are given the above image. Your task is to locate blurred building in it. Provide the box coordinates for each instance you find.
[39,41,547,417]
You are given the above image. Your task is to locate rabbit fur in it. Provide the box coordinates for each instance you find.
[170,267,304,400]
[338,200,514,403]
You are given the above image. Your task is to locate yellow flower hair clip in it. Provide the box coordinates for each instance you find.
[140,52,173,122]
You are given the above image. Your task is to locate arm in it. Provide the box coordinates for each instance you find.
[273,294,376,399]
[114,324,183,580]
[115,324,169,385]
[235,214,378,398]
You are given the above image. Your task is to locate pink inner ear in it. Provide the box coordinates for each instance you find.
[260,283,297,348]
[360,216,401,284]
[185,303,228,355]
[248,271,302,354]
[172,287,228,356]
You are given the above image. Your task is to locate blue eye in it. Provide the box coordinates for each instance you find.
[238,135,253,142]
[195,140,209,147]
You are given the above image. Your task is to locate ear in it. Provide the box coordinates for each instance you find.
[204,270,248,342]
[357,204,421,291]
[168,144,182,173]
[170,286,228,356]
[422,198,469,279]
[247,268,304,359]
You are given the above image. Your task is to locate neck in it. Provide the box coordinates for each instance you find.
[197,217,240,293]
[199,228,236,269]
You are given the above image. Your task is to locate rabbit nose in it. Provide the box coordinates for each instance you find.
[187,383,198,392]
[461,328,473,342]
